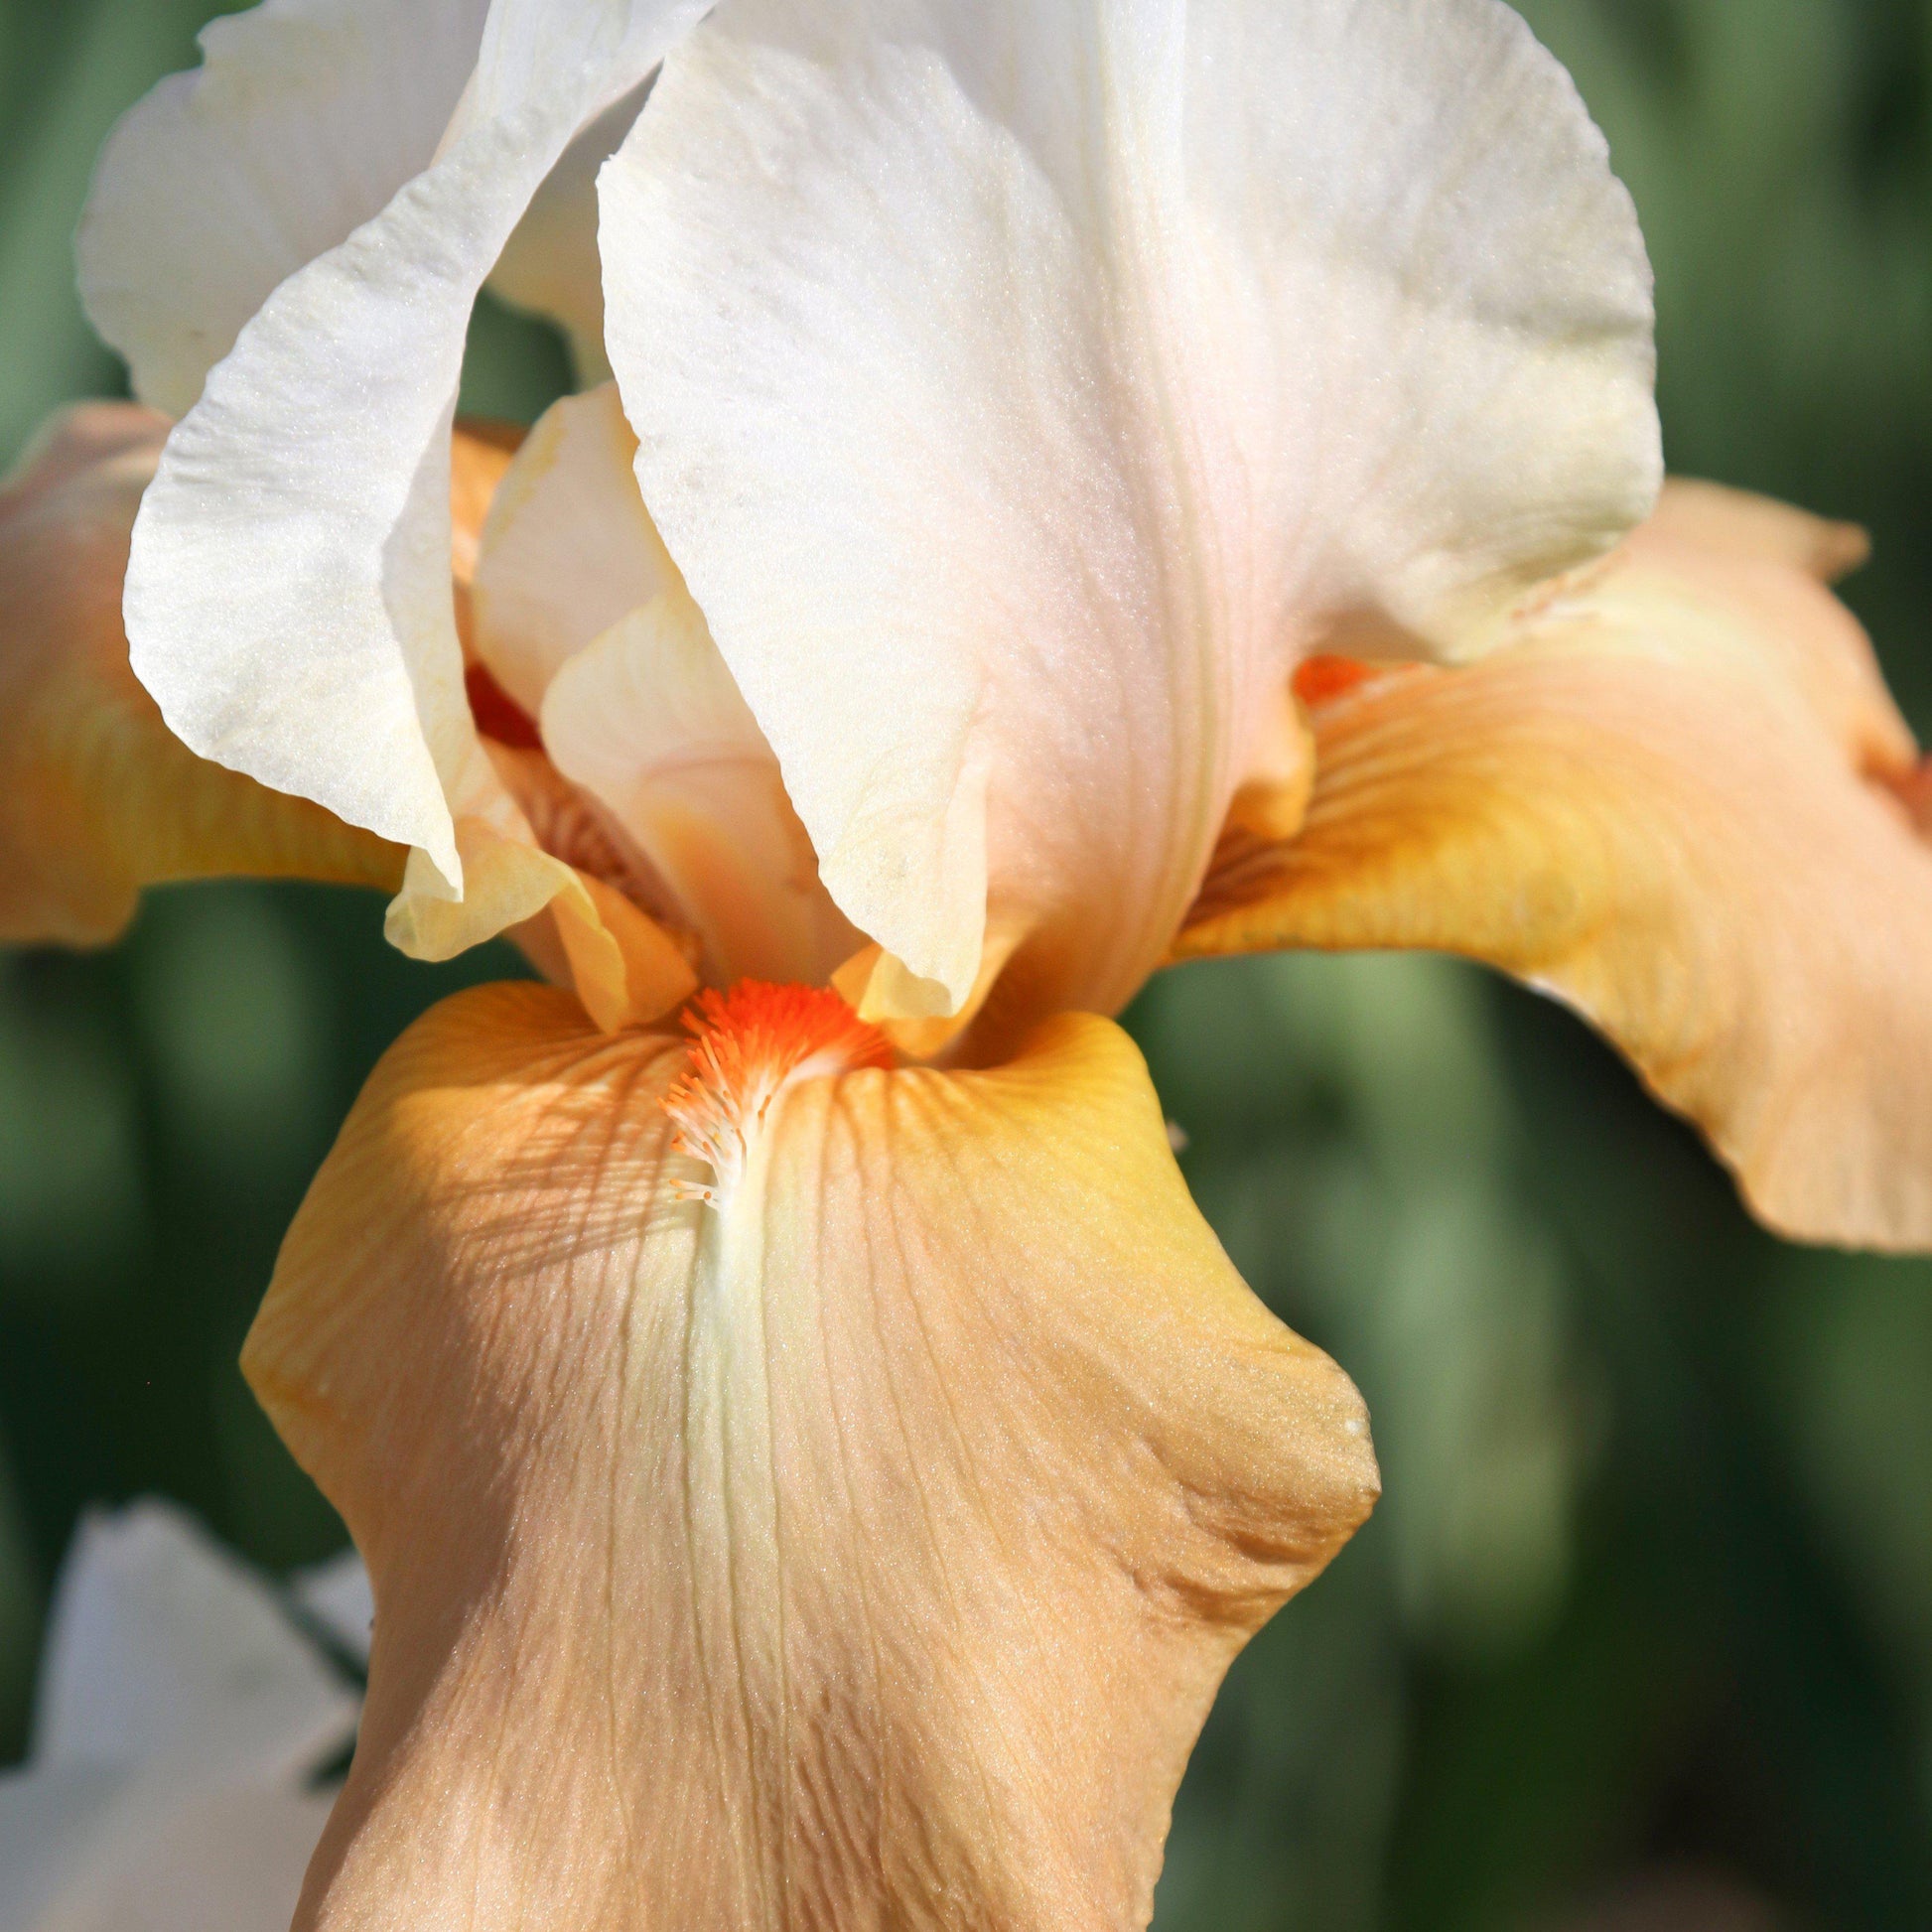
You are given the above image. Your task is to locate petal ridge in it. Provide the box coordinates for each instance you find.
[246,983,1377,1927]
[605,0,1659,1027]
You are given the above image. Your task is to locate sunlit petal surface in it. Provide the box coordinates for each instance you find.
[245,983,1377,1928]
[388,416,696,1026]
[1178,483,1932,1250]
[604,0,1660,1026]
[472,384,856,992]
[122,0,710,894]
[472,384,680,718]
[76,0,492,419]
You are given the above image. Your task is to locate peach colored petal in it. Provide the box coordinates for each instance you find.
[541,590,862,991]
[0,404,401,946]
[1641,478,1871,584]
[1175,483,1932,1250]
[245,983,1377,1928]
[449,419,523,655]
[1618,481,1911,776]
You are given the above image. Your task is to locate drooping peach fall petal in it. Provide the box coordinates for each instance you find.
[1177,482,1932,1251]
[0,404,402,946]
[246,982,1378,1929]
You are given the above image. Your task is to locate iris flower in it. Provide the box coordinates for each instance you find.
[5,0,1930,1924]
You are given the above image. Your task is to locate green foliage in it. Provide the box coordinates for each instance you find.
[1,2,1930,1926]
[1141,951,1932,1931]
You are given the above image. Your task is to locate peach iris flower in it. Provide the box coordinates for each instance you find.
[3,0,1929,1926]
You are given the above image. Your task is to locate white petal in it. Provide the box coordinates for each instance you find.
[125,0,712,893]
[289,1551,374,1668]
[472,383,678,717]
[603,0,1659,1022]
[77,0,492,418]
[33,1501,355,1782]
[0,1764,333,1932]
[542,591,861,985]
[489,84,651,382]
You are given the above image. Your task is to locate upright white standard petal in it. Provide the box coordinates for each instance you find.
[604,0,1660,1026]
[489,84,652,382]
[471,383,678,716]
[124,0,711,895]
[77,0,492,420]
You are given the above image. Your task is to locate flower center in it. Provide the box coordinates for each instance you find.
[664,983,893,1206]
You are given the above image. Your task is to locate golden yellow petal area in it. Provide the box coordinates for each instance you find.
[0,403,402,944]
[384,810,697,1035]
[246,983,1378,1930]
[1176,481,1932,1251]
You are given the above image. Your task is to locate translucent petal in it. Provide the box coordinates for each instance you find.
[124,0,711,895]
[542,592,861,988]
[471,384,677,717]
[603,0,1659,1022]
[1178,483,1932,1250]
[78,0,491,417]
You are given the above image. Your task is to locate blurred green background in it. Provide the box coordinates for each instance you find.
[2,3,1930,1928]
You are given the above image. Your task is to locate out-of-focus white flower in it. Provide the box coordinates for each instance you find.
[0,1501,365,1932]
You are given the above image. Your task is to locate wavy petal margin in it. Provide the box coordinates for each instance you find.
[246,983,1377,1927]
[605,0,1658,1024]
[122,0,709,897]
[77,0,492,419]
[1178,483,1932,1250]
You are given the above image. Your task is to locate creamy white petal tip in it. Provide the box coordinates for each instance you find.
[122,0,711,894]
